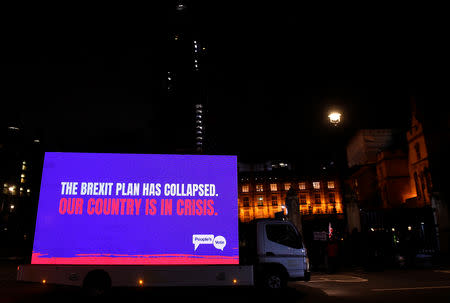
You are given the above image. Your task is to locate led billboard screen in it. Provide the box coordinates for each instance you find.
[32,152,239,265]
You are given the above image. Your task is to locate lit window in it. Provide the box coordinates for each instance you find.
[21,174,25,178]
[300,194,307,204]
[243,197,250,208]
[257,196,264,207]
[271,196,278,206]
[314,194,321,204]
[329,193,335,203]
[313,182,320,190]
[270,183,277,191]
[256,184,264,192]
[327,181,335,189]
[284,183,291,191]
[242,185,249,193]
[299,182,306,190]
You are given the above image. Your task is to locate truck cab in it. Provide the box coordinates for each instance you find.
[240,219,310,288]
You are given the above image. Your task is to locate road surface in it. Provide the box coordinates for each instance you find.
[1,262,450,303]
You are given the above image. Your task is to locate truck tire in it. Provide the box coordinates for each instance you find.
[263,270,287,289]
[82,269,112,297]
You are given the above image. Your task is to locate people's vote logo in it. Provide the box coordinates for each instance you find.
[193,234,226,251]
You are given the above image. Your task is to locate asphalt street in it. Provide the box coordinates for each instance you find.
[298,268,450,302]
[1,262,450,303]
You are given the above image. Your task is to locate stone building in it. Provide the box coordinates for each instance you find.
[376,149,413,208]
[238,172,343,222]
[345,98,450,254]
[406,103,433,207]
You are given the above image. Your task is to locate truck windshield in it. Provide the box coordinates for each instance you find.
[266,224,303,249]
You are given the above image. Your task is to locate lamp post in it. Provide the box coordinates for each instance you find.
[326,110,344,240]
[326,110,343,171]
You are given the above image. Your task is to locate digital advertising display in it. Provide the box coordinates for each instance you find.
[32,152,239,265]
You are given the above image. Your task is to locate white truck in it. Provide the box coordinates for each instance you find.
[17,152,309,293]
[18,219,309,292]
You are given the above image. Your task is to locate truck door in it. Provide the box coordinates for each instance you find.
[260,222,307,278]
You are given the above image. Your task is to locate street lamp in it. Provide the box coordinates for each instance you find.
[326,109,345,241]
[328,112,342,126]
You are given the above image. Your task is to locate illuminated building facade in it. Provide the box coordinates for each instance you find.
[346,129,409,209]
[238,174,343,222]
[347,112,437,209]
[345,99,449,253]
[376,149,412,208]
[406,102,432,207]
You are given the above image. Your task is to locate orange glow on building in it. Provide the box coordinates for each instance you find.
[238,177,343,222]
[406,102,432,207]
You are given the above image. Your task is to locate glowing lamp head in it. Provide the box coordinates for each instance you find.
[138,279,144,286]
[328,112,342,125]
[42,279,47,284]
[233,279,237,284]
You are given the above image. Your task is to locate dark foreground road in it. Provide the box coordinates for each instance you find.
[2,262,450,303]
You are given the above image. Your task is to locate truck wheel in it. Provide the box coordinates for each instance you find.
[263,271,287,289]
[83,269,112,296]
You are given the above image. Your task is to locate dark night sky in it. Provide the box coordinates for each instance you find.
[1,2,447,169]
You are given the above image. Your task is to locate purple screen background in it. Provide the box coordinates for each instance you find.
[32,152,238,265]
